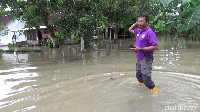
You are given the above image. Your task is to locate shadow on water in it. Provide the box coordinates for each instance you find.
[0,37,200,112]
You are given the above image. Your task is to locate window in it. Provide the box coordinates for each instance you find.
[44,29,49,34]
[27,31,36,40]
[4,30,8,35]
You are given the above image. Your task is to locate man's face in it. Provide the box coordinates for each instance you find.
[138,17,148,29]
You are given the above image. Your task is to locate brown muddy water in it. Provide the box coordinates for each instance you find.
[0,37,200,112]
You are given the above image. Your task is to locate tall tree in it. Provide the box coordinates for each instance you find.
[95,0,138,42]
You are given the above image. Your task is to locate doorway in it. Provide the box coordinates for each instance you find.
[38,30,43,43]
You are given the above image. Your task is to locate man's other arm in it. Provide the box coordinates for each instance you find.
[132,45,158,53]
[143,45,158,52]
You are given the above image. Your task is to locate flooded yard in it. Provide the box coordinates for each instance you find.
[0,37,200,112]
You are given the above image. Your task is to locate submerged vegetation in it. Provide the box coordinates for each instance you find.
[0,49,42,53]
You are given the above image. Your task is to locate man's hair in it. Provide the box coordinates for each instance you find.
[138,14,149,22]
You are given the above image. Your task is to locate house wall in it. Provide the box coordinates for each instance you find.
[41,29,49,38]
[26,31,39,44]
[0,19,26,46]
[26,27,61,44]
[41,27,61,39]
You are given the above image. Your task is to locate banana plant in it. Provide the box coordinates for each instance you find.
[157,0,200,34]
[153,0,179,35]
[177,0,200,40]
[178,4,200,33]
[153,0,200,39]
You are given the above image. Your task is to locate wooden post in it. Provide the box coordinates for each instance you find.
[106,28,108,39]
[110,28,112,42]
[124,30,125,38]
[13,31,16,46]
[82,53,85,66]
[81,37,84,51]
[98,28,100,41]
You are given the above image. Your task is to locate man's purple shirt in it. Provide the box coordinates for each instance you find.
[134,27,158,60]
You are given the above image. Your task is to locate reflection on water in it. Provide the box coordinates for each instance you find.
[0,37,200,112]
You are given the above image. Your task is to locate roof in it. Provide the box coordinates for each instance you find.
[10,26,47,32]
[0,16,14,26]
[0,14,59,31]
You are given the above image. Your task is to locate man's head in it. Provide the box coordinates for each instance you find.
[137,14,149,30]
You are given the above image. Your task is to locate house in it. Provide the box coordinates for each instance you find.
[0,16,74,46]
[24,26,75,45]
[24,14,74,45]
[24,26,61,45]
[0,16,26,46]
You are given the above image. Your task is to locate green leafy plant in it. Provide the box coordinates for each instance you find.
[71,31,81,43]
[41,40,48,46]
[178,6,200,33]
[8,43,13,47]
[71,36,80,43]
[0,49,42,52]
[47,36,53,48]
[54,31,64,45]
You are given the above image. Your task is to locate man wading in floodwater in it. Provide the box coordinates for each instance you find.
[129,14,159,93]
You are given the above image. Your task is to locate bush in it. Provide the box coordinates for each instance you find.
[17,49,42,52]
[0,49,42,52]
[8,43,13,47]
[71,31,81,43]
[71,36,80,43]
[47,36,53,48]
[55,32,64,45]
[41,41,48,45]
[2,49,15,52]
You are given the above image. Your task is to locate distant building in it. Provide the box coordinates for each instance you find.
[24,26,74,45]
[0,15,74,46]
[0,16,26,46]
[24,26,62,44]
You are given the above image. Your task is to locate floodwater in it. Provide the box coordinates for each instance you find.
[0,37,200,112]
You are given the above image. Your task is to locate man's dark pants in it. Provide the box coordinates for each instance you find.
[136,57,155,89]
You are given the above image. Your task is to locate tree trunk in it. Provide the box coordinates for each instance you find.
[114,25,119,44]
[105,27,108,39]
[45,19,59,48]
[164,12,167,36]
[102,24,106,39]
[110,28,112,42]
[81,37,84,51]
[52,48,58,58]
[51,37,59,48]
